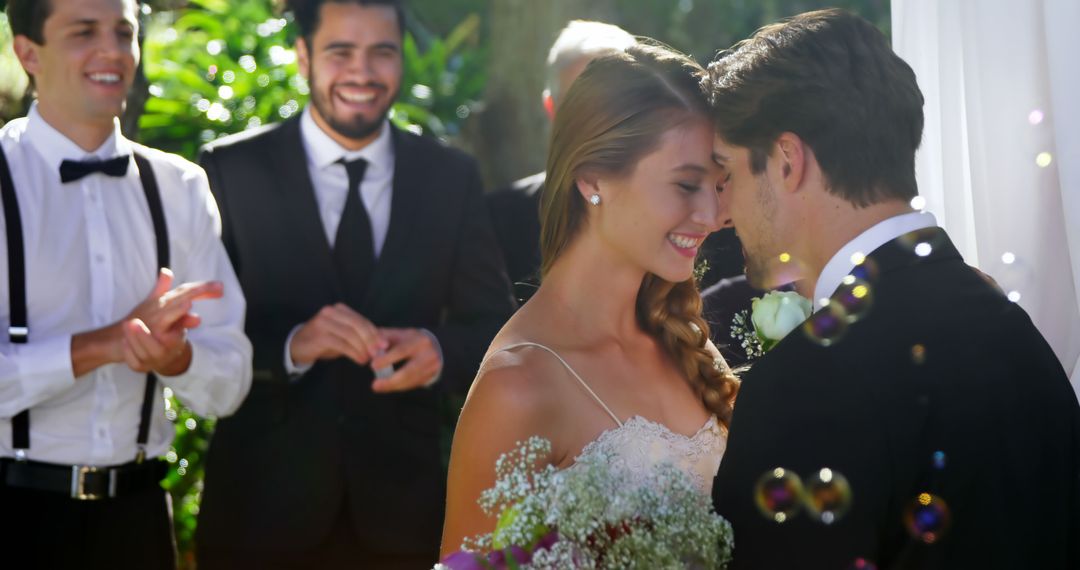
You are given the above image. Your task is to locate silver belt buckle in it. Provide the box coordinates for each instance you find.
[70,465,116,500]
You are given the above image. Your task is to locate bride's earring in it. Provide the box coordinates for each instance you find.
[589,194,602,206]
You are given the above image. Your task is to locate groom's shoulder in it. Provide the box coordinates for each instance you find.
[200,117,294,159]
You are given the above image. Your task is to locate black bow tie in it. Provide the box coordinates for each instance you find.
[59,155,130,183]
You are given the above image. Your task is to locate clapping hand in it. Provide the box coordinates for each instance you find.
[120,268,224,375]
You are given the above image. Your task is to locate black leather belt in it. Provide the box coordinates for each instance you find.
[0,458,168,501]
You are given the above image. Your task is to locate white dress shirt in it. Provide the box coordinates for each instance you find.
[283,107,441,384]
[0,104,252,466]
[299,105,394,254]
[813,210,938,308]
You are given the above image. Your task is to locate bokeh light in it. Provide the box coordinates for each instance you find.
[1036,152,1053,168]
[903,493,952,544]
[910,196,926,210]
[804,468,852,525]
[848,559,878,570]
[755,468,805,523]
[1001,252,1016,265]
[911,344,927,365]
[932,451,947,470]
[1028,109,1044,125]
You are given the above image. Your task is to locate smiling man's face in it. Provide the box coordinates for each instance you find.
[17,0,139,128]
[298,2,403,149]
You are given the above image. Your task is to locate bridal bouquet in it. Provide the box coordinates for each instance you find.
[438,437,733,569]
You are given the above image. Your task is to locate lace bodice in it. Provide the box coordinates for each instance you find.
[569,414,726,495]
[486,342,728,496]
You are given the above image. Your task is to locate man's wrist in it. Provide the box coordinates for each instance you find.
[71,323,124,378]
[155,340,193,376]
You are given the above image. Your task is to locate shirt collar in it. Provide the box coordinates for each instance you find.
[812,210,938,308]
[299,105,394,176]
[23,102,130,178]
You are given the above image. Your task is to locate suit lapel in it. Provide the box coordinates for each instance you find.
[269,118,342,298]
[364,128,424,306]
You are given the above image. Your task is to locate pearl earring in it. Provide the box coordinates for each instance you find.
[589,194,601,206]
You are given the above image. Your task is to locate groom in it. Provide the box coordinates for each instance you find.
[705,9,1080,570]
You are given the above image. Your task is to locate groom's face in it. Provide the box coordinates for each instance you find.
[297,2,402,147]
[713,136,792,289]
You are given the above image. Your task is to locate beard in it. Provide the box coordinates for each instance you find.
[741,174,782,290]
[308,67,398,141]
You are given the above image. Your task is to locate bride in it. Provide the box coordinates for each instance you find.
[440,41,739,555]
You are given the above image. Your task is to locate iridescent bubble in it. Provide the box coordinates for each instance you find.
[832,276,873,323]
[848,559,878,570]
[755,468,805,523]
[1029,109,1044,125]
[804,468,852,524]
[911,344,927,365]
[903,493,952,544]
[802,301,849,347]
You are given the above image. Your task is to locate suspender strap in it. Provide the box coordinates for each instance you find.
[2,150,169,462]
[0,148,28,344]
[1,148,31,456]
[133,152,169,462]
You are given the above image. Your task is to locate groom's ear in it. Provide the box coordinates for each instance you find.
[776,132,807,193]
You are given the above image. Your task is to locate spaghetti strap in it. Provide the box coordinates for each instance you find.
[484,342,623,428]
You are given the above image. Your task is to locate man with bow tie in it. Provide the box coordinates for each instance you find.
[0,0,252,568]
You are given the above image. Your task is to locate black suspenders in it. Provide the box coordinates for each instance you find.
[0,147,169,463]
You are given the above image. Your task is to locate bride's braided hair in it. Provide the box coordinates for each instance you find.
[539,41,739,427]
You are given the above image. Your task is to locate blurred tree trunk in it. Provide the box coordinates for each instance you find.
[467,0,616,190]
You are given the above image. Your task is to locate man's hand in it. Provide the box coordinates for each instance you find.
[119,268,223,375]
[71,268,222,377]
[370,328,442,393]
[290,303,387,367]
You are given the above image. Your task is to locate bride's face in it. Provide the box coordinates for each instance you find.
[587,119,727,283]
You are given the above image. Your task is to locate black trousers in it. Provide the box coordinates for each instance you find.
[0,483,177,570]
[197,503,437,570]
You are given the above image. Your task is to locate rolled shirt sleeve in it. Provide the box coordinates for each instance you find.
[157,162,252,418]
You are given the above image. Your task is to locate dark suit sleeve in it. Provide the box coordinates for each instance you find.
[199,146,291,385]
[428,160,515,395]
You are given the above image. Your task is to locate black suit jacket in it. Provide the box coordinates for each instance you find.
[713,229,1080,569]
[486,171,544,304]
[194,117,515,557]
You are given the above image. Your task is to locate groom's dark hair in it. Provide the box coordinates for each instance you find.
[286,0,405,46]
[702,8,924,207]
[7,0,54,44]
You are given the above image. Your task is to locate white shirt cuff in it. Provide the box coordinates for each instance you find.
[284,324,313,380]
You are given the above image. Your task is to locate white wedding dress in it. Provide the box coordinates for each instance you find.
[489,342,727,495]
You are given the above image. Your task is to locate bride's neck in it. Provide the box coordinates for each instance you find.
[538,235,645,341]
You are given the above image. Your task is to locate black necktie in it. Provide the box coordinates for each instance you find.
[59,156,130,183]
[333,158,375,305]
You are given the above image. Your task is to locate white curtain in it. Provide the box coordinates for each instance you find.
[892,0,1080,398]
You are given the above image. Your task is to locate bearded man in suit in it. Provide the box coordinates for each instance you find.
[194,1,515,567]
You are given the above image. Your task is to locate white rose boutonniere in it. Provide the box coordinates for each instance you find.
[731,291,812,359]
